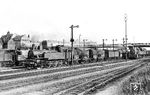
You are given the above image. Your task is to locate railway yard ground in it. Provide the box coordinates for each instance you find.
[88,58,150,95]
[0,67,20,72]
[0,58,150,95]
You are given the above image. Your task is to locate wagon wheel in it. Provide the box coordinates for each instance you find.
[54,61,57,67]
[55,61,59,67]
[24,62,31,70]
[49,61,54,67]
[33,62,38,69]
[63,61,68,66]
[60,60,64,67]
[85,59,89,64]
[57,61,63,67]
[44,60,49,68]
[39,60,44,68]
[47,61,51,67]
[74,60,78,65]
[22,62,26,68]
[53,61,57,67]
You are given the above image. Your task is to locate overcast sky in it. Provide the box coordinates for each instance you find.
[0,0,150,44]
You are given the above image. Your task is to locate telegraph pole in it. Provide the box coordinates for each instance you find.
[124,13,128,60]
[70,25,79,65]
[112,39,117,51]
[102,39,107,50]
[113,39,114,51]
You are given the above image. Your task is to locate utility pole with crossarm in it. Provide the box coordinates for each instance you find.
[124,13,128,60]
[70,25,79,65]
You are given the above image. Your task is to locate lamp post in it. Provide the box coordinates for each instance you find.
[102,39,107,50]
[112,39,117,58]
[63,39,65,46]
[123,38,125,46]
[79,34,81,47]
[70,25,79,65]
[124,13,128,60]
[83,39,87,52]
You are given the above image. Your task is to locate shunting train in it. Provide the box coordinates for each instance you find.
[0,44,148,69]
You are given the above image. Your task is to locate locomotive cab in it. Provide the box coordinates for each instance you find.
[128,45,139,59]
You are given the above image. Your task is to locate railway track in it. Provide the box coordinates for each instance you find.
[0,61,135,91]
[0,58,149,95]
[0,59,128,75]
[54,59,149,95]
[0,59,135,81]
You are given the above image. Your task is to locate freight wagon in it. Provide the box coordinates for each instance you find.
[104,49,120,59]
[88,48,105,62]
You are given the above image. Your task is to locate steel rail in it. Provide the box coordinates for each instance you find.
[54,60,148,95]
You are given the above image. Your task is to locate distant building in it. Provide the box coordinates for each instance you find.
[32,41,40,50]
[74,39,97,47]
[7,34,32,50]
[83,41,97,46]
[21,35,32,48]
[45,40,97,47]
[8,39,16,50]
[0,31,13,49]
[47,40,70,47]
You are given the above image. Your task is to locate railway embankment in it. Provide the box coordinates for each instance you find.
[94,59,150,95]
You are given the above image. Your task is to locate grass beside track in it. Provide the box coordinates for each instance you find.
[119,63,150,95]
